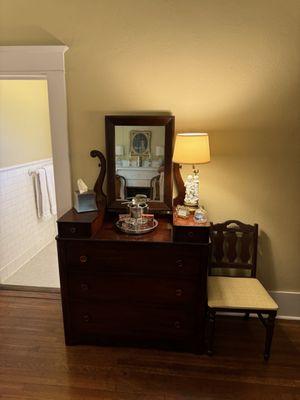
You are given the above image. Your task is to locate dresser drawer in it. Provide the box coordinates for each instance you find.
[70,301,195,339]
[66,242,202,276]
[68,273,197,305]
[173,226,210,244]
[58,222,91,238]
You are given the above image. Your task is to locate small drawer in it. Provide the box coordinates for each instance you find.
[68,273,198,305]
[173,226,210,244]
[58,223,91,238]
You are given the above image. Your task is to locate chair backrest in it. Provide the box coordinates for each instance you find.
[115,174,127,200]
[150,174,161,200]
[209,220,258,278]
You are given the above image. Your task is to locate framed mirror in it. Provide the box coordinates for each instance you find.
[105,115,175,212]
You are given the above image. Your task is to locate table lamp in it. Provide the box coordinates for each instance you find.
[172,133,210,207]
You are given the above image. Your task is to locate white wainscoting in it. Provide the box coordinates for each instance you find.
[0,159,57,283]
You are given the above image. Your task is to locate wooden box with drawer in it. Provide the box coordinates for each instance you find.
[56,211,209,353]
[57,208,104,238]
[173,211,210,244]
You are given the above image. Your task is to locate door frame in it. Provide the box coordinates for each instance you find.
[0,45,72,216]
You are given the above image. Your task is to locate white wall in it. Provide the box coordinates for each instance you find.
[0,160,56,283]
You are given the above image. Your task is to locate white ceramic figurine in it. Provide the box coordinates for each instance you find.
[184,173,199,206]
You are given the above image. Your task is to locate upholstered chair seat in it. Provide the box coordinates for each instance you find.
[208,276,278,310]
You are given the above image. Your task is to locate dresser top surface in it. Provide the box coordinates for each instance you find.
[57,209,209,246]
[93,217,173,243]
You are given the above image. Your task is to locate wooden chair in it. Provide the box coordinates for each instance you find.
[115,174,127,200]
[207,220,278,360]
[150,174,161,200]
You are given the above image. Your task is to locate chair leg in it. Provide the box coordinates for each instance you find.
[244,312,250,320]
[207,309,216,356]
[264,311,277,361]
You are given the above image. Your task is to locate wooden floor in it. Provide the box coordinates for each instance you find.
[0,290,299,400]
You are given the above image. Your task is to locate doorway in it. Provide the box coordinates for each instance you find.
[0,45,71,291]
[0,79,59,288]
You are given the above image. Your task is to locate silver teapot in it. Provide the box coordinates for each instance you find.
[125,194,149,219]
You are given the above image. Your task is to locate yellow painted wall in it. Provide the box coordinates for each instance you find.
[0,80,52,168]
[1,0,299,291]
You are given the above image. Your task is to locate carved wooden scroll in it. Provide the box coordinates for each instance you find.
[173,163,185,206]
[90,150,107,210]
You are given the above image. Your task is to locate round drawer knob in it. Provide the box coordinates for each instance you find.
[83,314,91,323]
[80,283,89,291]
[175,289,183,297]
[70,227,76,234]
[174,320,181,329]
[79,255,88,263]
[176,259,183,269]
[187,231,194,238]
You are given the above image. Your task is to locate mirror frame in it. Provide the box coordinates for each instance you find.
[105,115,175,212]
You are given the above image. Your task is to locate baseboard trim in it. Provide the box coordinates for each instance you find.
[0,284,60,293]
[276,315,300,321]
[0,286,60,300]
[269,290,300,319]
[217,312,300,321]
[216,290,300,320]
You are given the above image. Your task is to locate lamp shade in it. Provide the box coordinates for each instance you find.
[115,145,124,156]
[172,133,210,164]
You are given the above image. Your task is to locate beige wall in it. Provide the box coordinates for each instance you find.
[0,80,52,168]
[1,0,299,291]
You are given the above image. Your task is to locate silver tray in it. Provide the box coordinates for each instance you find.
[115,219,158,235]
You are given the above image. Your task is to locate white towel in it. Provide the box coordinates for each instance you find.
[43,165,57,215]
[36,168,51,220]
[33,172,42,218]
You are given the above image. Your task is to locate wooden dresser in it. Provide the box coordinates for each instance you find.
[56,210,210,353]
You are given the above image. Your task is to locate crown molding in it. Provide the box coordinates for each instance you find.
[0,45,69,72]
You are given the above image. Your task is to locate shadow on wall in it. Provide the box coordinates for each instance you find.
[0,26,64,46]
[257,230,276,290]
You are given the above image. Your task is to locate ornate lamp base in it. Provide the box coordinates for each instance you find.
[183,169,199,207]
[173,163,200,210]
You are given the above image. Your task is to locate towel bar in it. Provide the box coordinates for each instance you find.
[28,164,52,176]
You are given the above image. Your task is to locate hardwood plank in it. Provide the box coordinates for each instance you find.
[164,379,300,399]
[0,291,299,400]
